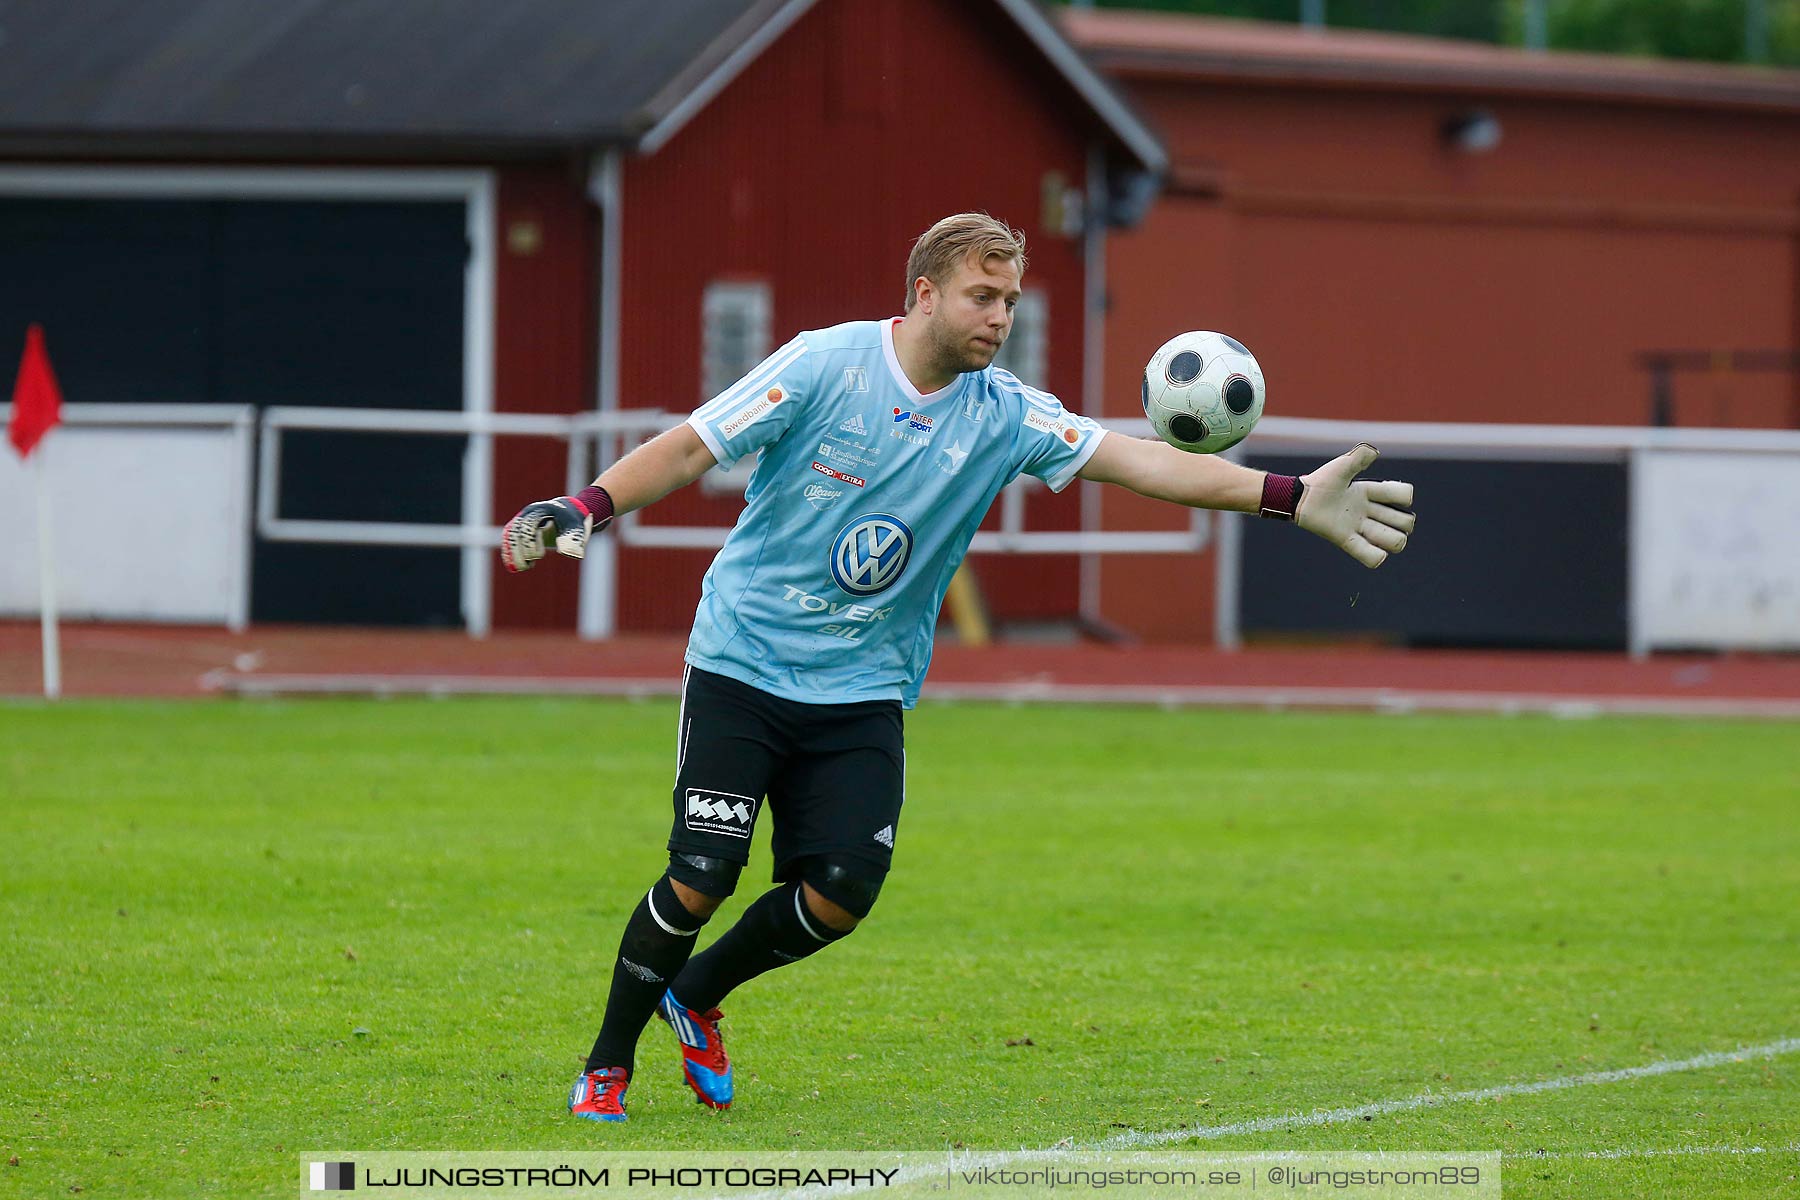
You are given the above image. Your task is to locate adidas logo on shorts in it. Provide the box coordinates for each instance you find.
[873,825,894,848]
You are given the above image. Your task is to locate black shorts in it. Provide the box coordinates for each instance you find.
[668,666,904,887]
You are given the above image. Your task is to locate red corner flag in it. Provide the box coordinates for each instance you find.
[10,324,64,459]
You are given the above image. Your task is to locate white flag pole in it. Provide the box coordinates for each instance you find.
[34,443,61,700]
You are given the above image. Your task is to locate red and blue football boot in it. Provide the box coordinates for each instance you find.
[656,990,733,1109]
[568,1066,629,1122]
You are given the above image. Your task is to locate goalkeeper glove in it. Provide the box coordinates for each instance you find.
[1260,444,1415,569]
[500,485,614,574]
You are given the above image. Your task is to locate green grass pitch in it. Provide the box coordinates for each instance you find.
[2,698,1796,1197]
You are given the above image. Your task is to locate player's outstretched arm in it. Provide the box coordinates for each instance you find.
[501,423,718,573]
[1078,432,1263,511]
[1077,434,1415,568]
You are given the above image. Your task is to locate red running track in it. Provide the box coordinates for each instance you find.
[4,622,1799,717]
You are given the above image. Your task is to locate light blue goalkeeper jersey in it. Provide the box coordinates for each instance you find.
[684,317,1105,708]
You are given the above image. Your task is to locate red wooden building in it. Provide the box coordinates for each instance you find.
[494,0,1168,636]
[0,0,1164,636]
[1061,8,1800,642]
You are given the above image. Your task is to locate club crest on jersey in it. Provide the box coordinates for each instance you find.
[843,367,869,394]
[830,514,913,597]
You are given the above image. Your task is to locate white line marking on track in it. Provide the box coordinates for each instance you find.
[202,673,1800,719]
[1511,1143,1799,1161]
[1094,1037,1800,1147]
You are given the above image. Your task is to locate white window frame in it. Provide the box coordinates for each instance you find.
[701,280,773,402]
[993,289,1048,387]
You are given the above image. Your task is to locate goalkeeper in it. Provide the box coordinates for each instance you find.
[502,213,1416,1123]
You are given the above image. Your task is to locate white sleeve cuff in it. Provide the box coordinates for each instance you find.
[1043,427,1107,493]
[685,413,734,468]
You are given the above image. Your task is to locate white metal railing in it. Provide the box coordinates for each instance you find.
[16,404,1796,653]
[256,406,594,550]
[258,405,1212,553]
[255,407,1217,637]
[0,402,255,431]
[1231,416,1800,460]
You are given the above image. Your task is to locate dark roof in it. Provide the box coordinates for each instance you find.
[0,0,814,156]
[0,0,1165,170]
[1062,8,1800,114]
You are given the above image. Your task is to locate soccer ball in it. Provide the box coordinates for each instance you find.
[1141,331,1265,454]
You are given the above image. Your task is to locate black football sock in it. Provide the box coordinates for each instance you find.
[670,883,850,1014]
[585,875,711,1074]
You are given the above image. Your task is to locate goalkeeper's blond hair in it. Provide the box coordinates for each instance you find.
[903,213,1027,313]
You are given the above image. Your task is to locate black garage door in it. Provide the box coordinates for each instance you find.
[0,196,467,626]
[1238,454,1629,650]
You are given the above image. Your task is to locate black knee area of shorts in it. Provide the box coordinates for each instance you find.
[800,854,885,920]
[667,851,743,899]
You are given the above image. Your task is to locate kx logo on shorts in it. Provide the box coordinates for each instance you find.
[685,789,759,839]
[830,514,912,597]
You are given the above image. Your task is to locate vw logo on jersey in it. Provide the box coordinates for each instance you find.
[830,514,913,597]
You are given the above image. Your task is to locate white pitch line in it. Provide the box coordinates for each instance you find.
[742,1142,1800,1200]
[1510,1143,1799,1161]
[732,1038,1800,1200]
[1094,1037,1800,1148]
